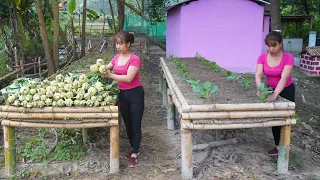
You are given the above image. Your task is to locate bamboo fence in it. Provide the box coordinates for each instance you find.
[0,105,120,178]
[159,57,296,180]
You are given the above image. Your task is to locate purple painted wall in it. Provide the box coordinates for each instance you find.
[166,8,182,57]
[166,0,269,73]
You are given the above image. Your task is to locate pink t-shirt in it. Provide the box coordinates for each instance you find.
[257,51,294,88]
[111,53,142,90]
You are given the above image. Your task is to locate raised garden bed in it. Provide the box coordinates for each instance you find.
[159,55,296,180]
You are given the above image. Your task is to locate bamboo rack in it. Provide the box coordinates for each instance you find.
[159,57,297,179]
[182,119,296,130]
[160,58,188,105]
[181,102,295,112]
[1,119,118,128]
[0,105,120,177]
[0,105,118,113]
[0,112,118,120]
[181,110,295,120]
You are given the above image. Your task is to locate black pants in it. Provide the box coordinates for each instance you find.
[119,86,144,153]
[272,83,295,145]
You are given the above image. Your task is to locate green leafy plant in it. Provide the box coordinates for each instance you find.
[227,73,253,88]
[257,83,273,99]
[192,81,219,99]
[22,139,51,162]
[239,77,252,88]
[227,73,242,81]
[186,79,200,86]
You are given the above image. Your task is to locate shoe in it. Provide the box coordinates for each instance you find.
[265,147,278,156]
[129,156,137,168]
[124,151,140,160]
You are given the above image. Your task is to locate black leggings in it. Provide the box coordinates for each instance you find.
[272,83,295,145]
[119,86,144,154]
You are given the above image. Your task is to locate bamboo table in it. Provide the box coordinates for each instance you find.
[0,105,120,178]
[159,57,296,180]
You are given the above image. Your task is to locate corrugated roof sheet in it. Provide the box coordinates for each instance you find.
[305,47,320,56]
[161,0,270,13]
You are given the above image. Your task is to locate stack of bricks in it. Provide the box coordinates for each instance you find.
[299,47,320,77]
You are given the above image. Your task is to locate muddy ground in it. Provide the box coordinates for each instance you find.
[0,39,320,180]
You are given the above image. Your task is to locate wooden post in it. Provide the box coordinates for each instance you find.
[181,119,193,180]
[167,93,175,130]
[110,124,119,173]
[14,47,19,78]
[162,77,168,108]
[82,128,88,144]
[159,73,163,92]
[277,125,291,174]
[38,57,42,78]
[215,130,221,141]
[4,126,16,177]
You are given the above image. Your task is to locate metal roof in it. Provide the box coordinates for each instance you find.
[161,0,270,13]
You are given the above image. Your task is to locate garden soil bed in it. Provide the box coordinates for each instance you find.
[164,57,288,105]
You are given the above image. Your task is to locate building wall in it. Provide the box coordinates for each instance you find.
[167,0,266,73]
[300,53,320,76]
[166,8,182,57]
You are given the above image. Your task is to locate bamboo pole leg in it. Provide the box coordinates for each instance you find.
[215,130,221,141]
[110,125,119,173]
[4,126,16,177]
[159,73,164,92]
[167,95,175,130]
[82,128,88,144]
[277,125,291,174]
[181,120,193,180]
[162,79,168,108]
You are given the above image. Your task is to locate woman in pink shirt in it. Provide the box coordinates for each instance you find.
[101,31,144,168]
[255,31,295,156]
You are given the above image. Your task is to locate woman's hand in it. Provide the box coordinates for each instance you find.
[99,72,110,79]
[256,90,261,96]
[266,93,277,101]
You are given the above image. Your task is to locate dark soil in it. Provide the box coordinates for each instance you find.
[164,57,288,105]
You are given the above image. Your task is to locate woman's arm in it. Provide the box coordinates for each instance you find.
[255,64,264,88]
[104,66,140,83]
[106,62,114,70]
[273,65,293,96]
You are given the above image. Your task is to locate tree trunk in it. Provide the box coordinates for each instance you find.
[270,0,281,31]
[7,1,25,75]
[118,0,148,20]
[109,0,117,34]
[53,0,59,71]
[116,0,125,31]
[80,0,87,57]
[303,0,310,15]
[35,0,55,76]
[44,0,69,47]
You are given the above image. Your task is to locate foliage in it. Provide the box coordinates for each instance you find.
[145,0,169,23]
[192,81,219,99]
[281,0,320,38]
[169,54,219,99]
[21,128,87,162]
[195,53,253,89]
[53,129,86,160]
[86,9,100,21]
[257,83,273,100]
[22,138,51,162]
[227,73,252,88]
